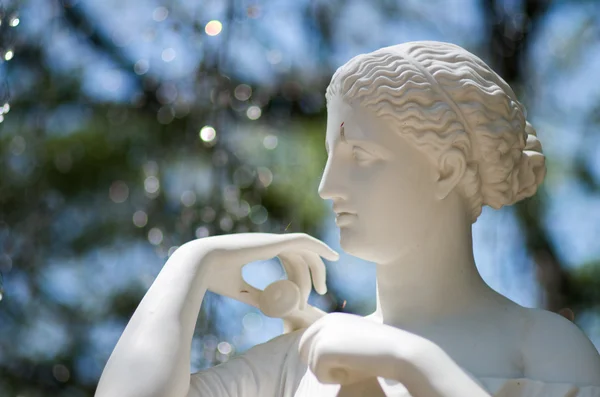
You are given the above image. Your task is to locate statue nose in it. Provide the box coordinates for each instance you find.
[318,162,347,201]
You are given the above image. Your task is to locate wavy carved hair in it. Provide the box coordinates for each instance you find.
[326,41,546,223]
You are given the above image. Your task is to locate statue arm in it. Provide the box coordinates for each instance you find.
[389,339,492,397]
[298,313,491,397]
[95,243,213,397]
[94,233,338,397]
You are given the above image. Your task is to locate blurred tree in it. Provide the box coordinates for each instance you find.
[0,1,331,395]
[1,0,600,396]
[485,0,600,318]
[484,0,571,313]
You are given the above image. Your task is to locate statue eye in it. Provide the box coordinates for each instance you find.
[352,147,375,163]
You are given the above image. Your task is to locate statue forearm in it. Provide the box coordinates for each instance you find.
[95,243,212,397]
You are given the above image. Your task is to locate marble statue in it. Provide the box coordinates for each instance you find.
[95,42,600,397]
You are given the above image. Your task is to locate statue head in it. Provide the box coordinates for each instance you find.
[319,41,545,263]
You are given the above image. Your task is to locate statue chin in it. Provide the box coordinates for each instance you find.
[338,227,364,256]
[340,228,418,265]
[339,228,390,264]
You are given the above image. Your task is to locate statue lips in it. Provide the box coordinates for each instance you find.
[335,212,357,227]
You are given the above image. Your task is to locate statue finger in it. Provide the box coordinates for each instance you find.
[279,252,311,310]
[300,251,327,295]
[279,234,339,262]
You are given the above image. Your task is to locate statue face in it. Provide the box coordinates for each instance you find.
[319,97,441,264]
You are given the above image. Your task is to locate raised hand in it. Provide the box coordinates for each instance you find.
[181,232,339,329]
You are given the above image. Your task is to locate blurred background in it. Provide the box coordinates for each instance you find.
[1,0,600,395]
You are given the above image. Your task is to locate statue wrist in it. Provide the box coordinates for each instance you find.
[392,340,487,397]
[389,338,447,387]
[167,241,214,287]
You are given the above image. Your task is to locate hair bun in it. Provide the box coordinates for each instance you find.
[513,121,546,202]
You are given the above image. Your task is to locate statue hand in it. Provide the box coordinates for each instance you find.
[298,313,430,386]
[183,233,339,315]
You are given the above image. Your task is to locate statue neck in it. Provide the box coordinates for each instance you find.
[372,207,492,329]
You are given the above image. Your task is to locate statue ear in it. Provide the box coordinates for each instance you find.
[435,148,466,200]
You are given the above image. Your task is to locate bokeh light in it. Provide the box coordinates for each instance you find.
[234,84,252,101]
[200,126,217,142]
[52,364,70,383]
[195,226,210,238]
[148,228,163,245]
[180,191,197,207]
[205,20,222,36]
[161,48,176,62]
[134,59,149,75]
[246,106,261,120]
[200,207,216,223]
[144,176,160,194]
[249,205,268,225]
[157,106,175,124]
[167,246,179,257]
[219,215,233,231]
[263,135,278,150]
[236,200,251,218]
[257,167,273,187]
[132,211,148,228]
[109,181,129,203]
[242,312,263,331]
[157,83,177,104]
[152,7,169,22]
[217,341,233,355]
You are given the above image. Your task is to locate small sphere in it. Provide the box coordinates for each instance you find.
[259,280,301,318]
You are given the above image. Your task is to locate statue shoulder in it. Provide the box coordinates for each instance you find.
[521,307,600,386]
[247,327,306,358]
[189,329,306,397]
